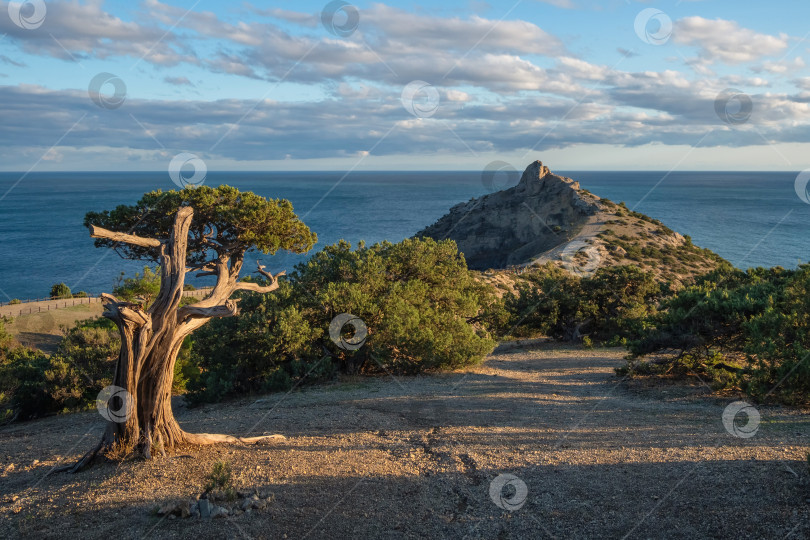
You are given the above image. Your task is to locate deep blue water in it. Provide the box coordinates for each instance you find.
[0,170,808,300]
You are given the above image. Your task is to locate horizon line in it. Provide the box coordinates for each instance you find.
[0,169,802,174]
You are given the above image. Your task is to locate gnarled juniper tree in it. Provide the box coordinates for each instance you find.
[65,185,315,470]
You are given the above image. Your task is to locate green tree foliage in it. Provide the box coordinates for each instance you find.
[584,265,661,340]
[113,266,161,304]
[187,238,498,403]
[50,282,72,299]
[624,265,809,403]
[740,266,810,403]
[629,266,787,357]
[85,185,316,266]
[504,263,660,343]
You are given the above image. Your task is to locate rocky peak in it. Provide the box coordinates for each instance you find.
[416,161,601,270]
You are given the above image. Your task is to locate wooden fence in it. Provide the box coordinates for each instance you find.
[0,288,213,318]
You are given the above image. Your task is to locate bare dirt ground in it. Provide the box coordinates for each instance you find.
[0,343,808,539]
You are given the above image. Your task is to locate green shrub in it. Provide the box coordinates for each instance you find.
[624,264,809,404]
[205,460,236,500]
[0,346,53,422]
[9,299,20,305]
[505,263,590,340]
[50,283,72,299]
[504,264,660,343]
[113,266,160,304]
[187,238,498,403]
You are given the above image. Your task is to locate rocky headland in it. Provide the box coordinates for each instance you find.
[417,160,725,285]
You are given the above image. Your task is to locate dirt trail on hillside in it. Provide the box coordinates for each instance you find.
[527,212,608,268]
[0,344,808,539]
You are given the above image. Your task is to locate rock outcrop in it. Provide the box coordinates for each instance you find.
[417,161,601,270]
[417,160,726,285]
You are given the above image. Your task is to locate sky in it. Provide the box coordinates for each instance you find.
[0,0,809,172]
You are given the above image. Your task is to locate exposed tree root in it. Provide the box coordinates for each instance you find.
[181,432,287,445]
[55,431,287,474]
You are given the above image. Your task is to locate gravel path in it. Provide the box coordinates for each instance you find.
[0,343,807,539]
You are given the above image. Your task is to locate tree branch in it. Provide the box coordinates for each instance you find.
[255,260,280,281]
[179,299,239,319]
[234,262,286,293]
[234,281,283,293]
[89,225,162,248]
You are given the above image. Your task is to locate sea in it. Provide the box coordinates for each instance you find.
[0,171,808,300]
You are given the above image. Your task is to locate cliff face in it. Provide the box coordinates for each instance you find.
[417,161,601,270]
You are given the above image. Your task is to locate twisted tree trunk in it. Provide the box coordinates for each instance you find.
[62,207,285,472]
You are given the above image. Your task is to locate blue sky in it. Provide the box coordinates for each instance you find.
[0,0,808,171]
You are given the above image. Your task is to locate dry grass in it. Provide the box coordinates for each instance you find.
[3,304,103,353]
[0,343,807,539]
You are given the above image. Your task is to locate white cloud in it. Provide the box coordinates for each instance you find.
[752,57,806,74]
[673,17,788,64]
[0,2,808,169]
[0,0,192,65]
